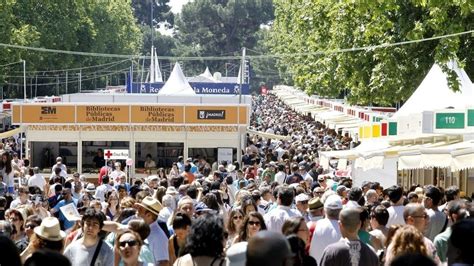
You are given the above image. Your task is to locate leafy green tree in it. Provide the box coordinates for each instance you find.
[269,0,473,106]
[132,0,174,28]
[173,0,274,76]
[0,0,143,97]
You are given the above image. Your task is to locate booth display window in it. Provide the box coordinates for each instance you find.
[82,141,129,172]
[30,141,77,173]
[135,142,184,172]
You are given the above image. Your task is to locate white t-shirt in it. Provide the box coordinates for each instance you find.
[309,218,342,263]
[264,205,300,233]
[63,239,114,266]
[425,208,447,241]
[274,171,286,184]
[28,174,46,189]
[386,205,406,227]
[51,164,67,179]
[94,184,114,202]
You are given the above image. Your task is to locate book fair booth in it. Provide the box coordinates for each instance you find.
[273,62,474,196]
[11,94,250,178]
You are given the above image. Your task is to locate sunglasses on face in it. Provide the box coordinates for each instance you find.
[299,200,309,204]
[25,223,37,229]
[119,239,138,248]
[248,221,261,226]
[233,215,243,220]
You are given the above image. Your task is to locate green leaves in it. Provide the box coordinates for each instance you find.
[269,0,473,106]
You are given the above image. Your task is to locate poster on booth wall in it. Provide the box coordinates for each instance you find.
[217,148,233,165]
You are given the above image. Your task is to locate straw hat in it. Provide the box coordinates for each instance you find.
[85,183,96,193]
[34,217,66,241]
[137,196,163,216]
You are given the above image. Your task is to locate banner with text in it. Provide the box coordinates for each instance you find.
[128,82,250,95]
[77,105,129,123]
[12,104,248,125]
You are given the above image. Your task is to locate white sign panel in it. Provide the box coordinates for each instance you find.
[217,148,233,165]
[104,149,129,160]
[60,203,81,221]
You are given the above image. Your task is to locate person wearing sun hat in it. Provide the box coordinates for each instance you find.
[20,217,66,262]
[135,196,170,265]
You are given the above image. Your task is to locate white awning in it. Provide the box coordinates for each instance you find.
[0,127,22,139]
[398,151,422,170]
[362,155,385,171]
[451,147,474,171]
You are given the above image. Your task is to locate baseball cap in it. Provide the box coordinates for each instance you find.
[324,194,343,210]
[295,193,310,203]
[336,185,348,193]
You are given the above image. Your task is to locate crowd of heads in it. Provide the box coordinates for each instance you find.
[0,94,473,266]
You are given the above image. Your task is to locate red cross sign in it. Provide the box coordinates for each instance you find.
[105,150,113,159]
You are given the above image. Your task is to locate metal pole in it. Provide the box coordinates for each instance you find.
[22,60,26,100]
[238,47,245,165]
[79,70,82,92]
[35,75,37,97]
[150,0,154,48]
[65,71,68,94]
[239,47,245,104]
[56,75,59,95]
[30,77,33,99]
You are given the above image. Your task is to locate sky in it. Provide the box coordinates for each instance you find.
[169,0,190,14]
[157,0,191,35]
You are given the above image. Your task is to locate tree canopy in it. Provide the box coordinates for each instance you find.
[173,0,274,77]
[269,0,474,106]
[0,0,143,97]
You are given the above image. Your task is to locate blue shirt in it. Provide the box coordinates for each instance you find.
[53,198,78,230]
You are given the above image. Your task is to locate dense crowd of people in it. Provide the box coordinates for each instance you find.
[0,93,473,266]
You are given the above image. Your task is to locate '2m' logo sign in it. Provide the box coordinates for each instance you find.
[41,106,57,114]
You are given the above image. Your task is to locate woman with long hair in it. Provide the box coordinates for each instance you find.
[168,212,192,265]
[226,209,244,248]
[154,186,167,204]
[169,163,179,179]
[24,215,42,242]
[281,216,310,245]
[384,225,429,266]
[6,208,28,252]
[105,191,120,220]
[240,197,257,216]
[77,193,92,208]
[157,168,167,180]
[176,214,227,265]
[233,211,266,244]
[0,152,14,194]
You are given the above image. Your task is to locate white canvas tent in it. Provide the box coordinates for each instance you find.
[393,62,473,118]
[158,63,196,96]
[188,67,220,83]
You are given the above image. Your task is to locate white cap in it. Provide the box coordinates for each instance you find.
[148,175,159,182]
[324,194,343,210]
[295,193,310,202]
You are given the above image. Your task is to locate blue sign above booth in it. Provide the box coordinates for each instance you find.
[127,82,250,95]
